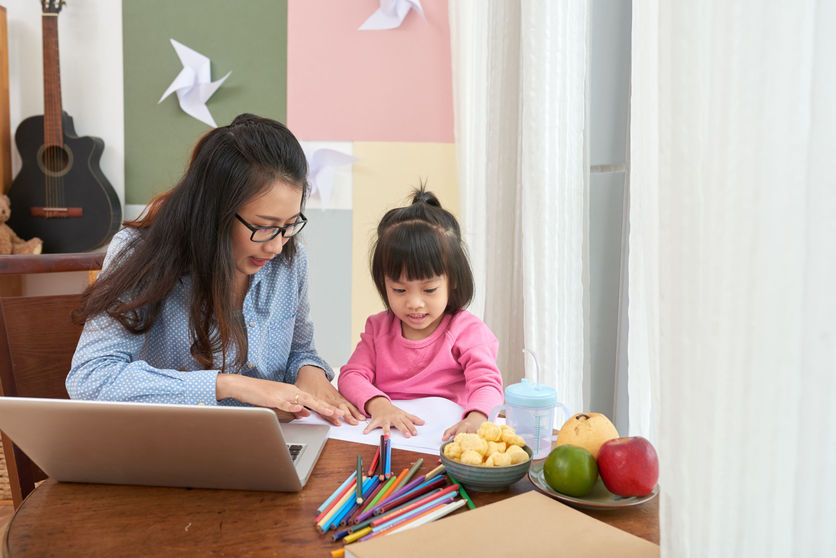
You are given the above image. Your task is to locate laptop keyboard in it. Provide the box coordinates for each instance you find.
[287,443,304,462]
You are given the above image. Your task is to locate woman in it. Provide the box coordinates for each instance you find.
[67,114,363,424]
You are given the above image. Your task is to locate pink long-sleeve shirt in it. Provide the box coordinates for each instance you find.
[338,310,504,419]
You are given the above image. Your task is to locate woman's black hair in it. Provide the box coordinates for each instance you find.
[371,185,474,314]
[73,113,309,372]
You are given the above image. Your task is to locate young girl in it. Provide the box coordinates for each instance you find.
[338,188,503,440]
[67,114,363,425]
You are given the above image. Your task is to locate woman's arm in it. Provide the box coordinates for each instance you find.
[67,312,219,404]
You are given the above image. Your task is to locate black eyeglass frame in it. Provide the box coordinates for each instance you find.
[235,213,308,242]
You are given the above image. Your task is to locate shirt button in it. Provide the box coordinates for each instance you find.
[247,362,255,369]
[248,322,256,328]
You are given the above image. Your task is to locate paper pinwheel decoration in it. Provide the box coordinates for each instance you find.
[359,0,425,31]
[306,148,357,210]
[158,39,231,128]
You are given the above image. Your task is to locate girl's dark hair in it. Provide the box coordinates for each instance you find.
[73,113,309,372]
[371,185,474,314]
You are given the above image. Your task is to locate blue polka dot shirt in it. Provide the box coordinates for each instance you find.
[66,228,333,405]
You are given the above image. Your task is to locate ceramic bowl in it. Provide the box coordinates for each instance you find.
[439,441,533,492]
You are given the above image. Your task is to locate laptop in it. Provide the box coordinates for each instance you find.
[0,397,330,492]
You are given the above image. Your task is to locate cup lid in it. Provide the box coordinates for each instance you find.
[505,378,557,407]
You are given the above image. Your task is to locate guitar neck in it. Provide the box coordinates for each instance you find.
[42,12,63,147]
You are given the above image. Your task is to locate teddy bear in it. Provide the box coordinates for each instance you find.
[0,194,43,255]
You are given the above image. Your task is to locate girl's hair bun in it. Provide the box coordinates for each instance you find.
[411,185,441,208]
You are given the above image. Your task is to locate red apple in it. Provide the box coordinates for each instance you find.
[597,436,658,497]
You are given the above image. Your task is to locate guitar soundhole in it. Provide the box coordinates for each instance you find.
[37,144,74,177]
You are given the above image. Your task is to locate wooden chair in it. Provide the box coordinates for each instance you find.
[0,293,84,507]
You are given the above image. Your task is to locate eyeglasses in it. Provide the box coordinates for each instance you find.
[235,213,308,242]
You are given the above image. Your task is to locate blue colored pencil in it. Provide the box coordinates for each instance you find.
[384,436,392,477]
[326,477,375,531]
[317,470,355,513]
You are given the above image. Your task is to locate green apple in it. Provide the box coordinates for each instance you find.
[543,444,598,497]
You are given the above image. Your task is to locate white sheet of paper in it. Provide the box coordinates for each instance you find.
[158,39,230,128]
[294,396,464,455]
[358,0,424,31]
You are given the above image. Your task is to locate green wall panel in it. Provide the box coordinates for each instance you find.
[122,0,288,205]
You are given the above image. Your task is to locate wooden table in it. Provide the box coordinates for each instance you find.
[3,439,658,557]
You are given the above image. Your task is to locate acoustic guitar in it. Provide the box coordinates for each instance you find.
[6,0,121,253]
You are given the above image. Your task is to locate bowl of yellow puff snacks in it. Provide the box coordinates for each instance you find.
[440,422,533,492]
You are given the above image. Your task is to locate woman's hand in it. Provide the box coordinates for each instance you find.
[215,373,344,422]
[295,366,365,425]
[363,396,425,438]
[442,411,487,441]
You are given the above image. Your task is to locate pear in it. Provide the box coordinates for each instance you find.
[555,412,619,459]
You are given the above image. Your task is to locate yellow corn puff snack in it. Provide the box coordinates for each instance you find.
[459,433,489,456]
[485,451,512,467]
[477,421,502,442]
[486,440,507,457]
[443,442,463,459]
[507,444,530,464]
[460,449,484,466]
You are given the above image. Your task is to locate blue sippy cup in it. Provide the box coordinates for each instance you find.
[489,379,569,459]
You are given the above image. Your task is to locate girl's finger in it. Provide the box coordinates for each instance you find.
[406,413,425,426]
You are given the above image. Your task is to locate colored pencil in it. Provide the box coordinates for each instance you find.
[370,484,459,527]
[367,446,380,477]
[346,477,385,524]
[334,477,377,528]
[315,476,357,524]
[372,476,447,515]
[352,475,396,524]
[339,477,380,526]
[355,455,363,505]
[377,468,407,502]
[424,463,445,479]
[370,496,455,534]
[316,487,355,532]
[388,499,467,535]
[446,473,476,510]
[362,497,457,541]
[377,434,386,480]
[378,474,446,511]
[384,436,392,477]
[325,477,375,532]
[317,470,355,513]
[397,458,423,491]
[330,549,345,558]
[342,526,372,543]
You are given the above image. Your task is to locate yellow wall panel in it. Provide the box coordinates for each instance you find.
[350,142,459,350]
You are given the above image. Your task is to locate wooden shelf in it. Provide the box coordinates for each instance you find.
[0,253,105,275]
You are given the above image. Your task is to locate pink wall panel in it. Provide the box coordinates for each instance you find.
[288,0,454,142]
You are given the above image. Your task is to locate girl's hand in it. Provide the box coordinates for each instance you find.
[216,373,345,422]
[442,411,487,441]
[363,396,425,438]
[295,365,365,425]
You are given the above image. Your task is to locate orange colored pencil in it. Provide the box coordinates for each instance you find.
[376,468,407,503]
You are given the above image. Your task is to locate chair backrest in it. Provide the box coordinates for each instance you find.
[0,293,84,507]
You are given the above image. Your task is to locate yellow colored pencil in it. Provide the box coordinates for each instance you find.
[342,525,372,543]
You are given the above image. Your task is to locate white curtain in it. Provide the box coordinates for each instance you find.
[449,1,589,416]
[630,1,836,555]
